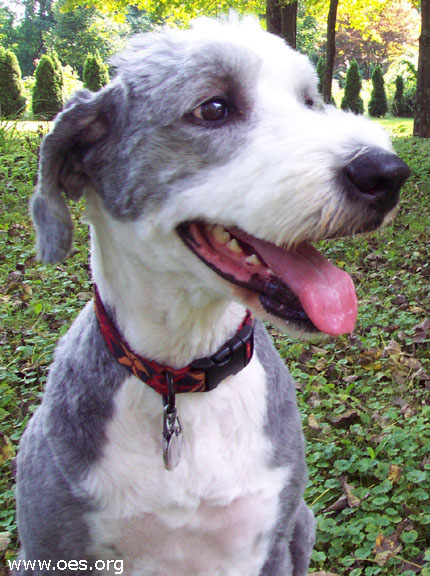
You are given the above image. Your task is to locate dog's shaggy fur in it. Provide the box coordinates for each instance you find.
[16,15,409,576]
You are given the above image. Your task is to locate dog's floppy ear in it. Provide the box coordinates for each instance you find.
[31,88,111,263]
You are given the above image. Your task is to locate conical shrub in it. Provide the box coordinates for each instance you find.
[316,56,325,95]
[0,47,26,117]
[341,60,364,115]
[392,75,405,117]
[83,51,109,92]
[368,65,388,118]
[32,55,63,120]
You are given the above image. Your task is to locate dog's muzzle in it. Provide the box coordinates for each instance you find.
[177,148,410,338]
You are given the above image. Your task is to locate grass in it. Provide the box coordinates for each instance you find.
[0,120,429,575]
[374,117,414,137]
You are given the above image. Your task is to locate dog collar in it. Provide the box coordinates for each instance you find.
[94,285,254,470]
[94,285,254,397]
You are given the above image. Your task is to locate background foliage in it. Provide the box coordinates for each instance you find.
[0,47,26,117]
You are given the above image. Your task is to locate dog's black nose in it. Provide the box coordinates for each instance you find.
[345,147,410,214]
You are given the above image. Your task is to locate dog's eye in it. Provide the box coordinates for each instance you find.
[193,98,230,122]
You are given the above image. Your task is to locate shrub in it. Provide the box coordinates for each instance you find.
[83,51,109,92]
[392,75,405,117]
[341,60,364,115]
[368,65,388,118]
[50,51,65,98]
[0,47,26,118]
[316,57,325,95]
[32,55,64,120]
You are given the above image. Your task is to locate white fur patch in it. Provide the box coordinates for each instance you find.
[82,356,289,575]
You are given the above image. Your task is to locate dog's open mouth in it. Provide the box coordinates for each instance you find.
[178,222,357,336]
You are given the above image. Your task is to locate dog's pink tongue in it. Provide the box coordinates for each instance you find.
[238,233,357,335]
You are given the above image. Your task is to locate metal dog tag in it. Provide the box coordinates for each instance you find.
[162,408,183,471]
[162,371,183,471]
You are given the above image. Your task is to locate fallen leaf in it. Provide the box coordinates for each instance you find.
[330,410,361,429]
[0,432,15,465]
[388,464,402,484]
[401,357,422,371]
[340,476,361,508]
[0,532,10,552]
[308,414,321,431]
[324,495,348,514]
[374,532,402,566]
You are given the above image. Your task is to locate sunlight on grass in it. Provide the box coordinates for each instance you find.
[373,116,413,137]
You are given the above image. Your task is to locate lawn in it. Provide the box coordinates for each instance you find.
[0,120,429,575]
[374,117,414,137]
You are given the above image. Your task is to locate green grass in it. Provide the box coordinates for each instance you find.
[374,117,414,138]
[0,122,429,574]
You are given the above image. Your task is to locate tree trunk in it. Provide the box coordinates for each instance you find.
[266,0,298,49]
[414,0,430,137]
[266,0,283,38]
[281,1,297,49]
[322,0,339,104]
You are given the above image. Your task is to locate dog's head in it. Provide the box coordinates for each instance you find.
[31,15,410,338]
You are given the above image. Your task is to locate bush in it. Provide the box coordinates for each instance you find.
[83,51,109,92]
[392,75,405,117]
[341,60,364,114]
[32,55,64,120]
[368,65,388,118]
[316,56,325,95]
[0,47,26,118]
[50,51,65,98]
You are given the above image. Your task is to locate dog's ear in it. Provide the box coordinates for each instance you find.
[30,88,112,263]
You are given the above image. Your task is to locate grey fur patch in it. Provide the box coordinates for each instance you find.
[15,302,128,563]
[31,29,260,262]
[254,322,315,575]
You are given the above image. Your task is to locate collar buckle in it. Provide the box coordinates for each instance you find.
[190,323,254,392]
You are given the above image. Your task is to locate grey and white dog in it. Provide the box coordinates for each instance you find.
[16,15,409,576]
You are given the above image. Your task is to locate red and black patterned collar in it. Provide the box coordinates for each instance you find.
[94,285,254,397]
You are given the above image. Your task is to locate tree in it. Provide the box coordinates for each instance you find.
[0,2,17,49]
[368,65,388,117]
[32,54,63,119]
[44,0,130,77]
[341,59,364,114]
[61,0,264,26]
[414,0,430,137]
[335,0,420,80]
[266,0,298,48]
[83,51,110,91]
[322,0,339,104]
[14,0,55,76]
[0,47,26,117]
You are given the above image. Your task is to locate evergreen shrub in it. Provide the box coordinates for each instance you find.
[0,48,26,117]
[392,75,405,117]
[368,65,388,117]
[83,51,109,92]
[32,55,63,120]
[316,57,325,95]
[341,60,364,114]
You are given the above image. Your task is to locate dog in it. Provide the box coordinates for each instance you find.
[15,14,410,576]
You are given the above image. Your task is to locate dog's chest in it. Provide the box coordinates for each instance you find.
[82,357,290,575]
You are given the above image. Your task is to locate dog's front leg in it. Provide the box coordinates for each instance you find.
[289,499,316,576]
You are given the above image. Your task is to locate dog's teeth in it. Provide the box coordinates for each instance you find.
[227,238,243,254]
[246,254,262,266]
[267,268,274,276]
[213,225,231,244]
